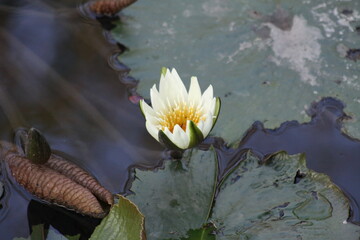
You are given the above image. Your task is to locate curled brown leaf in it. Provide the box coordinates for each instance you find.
[89,0,137,15]
[45,154,114,205]
[1,142,113,218]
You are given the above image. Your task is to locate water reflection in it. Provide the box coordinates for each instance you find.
[0,1,162,239]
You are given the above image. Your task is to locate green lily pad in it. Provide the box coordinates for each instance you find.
[211,151,360,239]
[175,224,216,240]
[90,195,145,240]
[128,149,217,240]
[113,0,360,144]
[126,148,360,239]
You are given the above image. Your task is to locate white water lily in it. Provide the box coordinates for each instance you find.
[140,67,221,150]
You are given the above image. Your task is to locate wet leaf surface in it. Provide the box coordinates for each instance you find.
[128,149,217,240]
[113,0,360,144]
[90,195,145,240]
[128,148,360,239]
[170,224,216,240]
[212,152,360,239]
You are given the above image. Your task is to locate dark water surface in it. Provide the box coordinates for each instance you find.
[0,1,359,239]
[0,1,162,239]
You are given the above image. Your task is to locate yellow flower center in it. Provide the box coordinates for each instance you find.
[159,102,205,133]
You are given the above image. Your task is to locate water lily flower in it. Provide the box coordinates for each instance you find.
[140,68,221,150]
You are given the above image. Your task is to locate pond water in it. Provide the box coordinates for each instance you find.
[0,0,359,239]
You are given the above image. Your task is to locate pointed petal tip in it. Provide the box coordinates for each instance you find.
[214,97,221,118]
[161,67,168,76]
[139,99,145,116]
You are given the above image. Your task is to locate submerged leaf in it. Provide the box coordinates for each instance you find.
[90,195,145,240]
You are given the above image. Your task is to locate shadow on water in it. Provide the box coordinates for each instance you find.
[0,0,360,239]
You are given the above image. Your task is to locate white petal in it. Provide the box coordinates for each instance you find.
[188,76,202,106]
[159,69,174,105]
[196,120,205,133]
[201,84,214,106]
[201,112,214,138]
[200,96,216,117]
[150,85,166,112]
[163,127,187,149]
[140,100,156,118]
[170,68,188,103]
[146,121,159,141]
[172,125,189,149]
[145,114,161,126]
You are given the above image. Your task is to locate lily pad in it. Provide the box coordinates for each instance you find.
[211,151,360,239]
[113,0,360,144]
[175,224,216,240]
[127,148,360,239]
[90,195,145,240]
[128,149,217,240]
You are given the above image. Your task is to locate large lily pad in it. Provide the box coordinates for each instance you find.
[128,149,217,240]
[211,151,360,239]
[113,0,360,144]
[127,148,360,239]
[90,195,145,240]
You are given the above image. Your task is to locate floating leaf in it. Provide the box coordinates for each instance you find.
[125,146,360,239]
[175,224,216,240]
[128,149,217,240]
[211,151,360,239]
[90,195,145,240]
[113,0,360,143]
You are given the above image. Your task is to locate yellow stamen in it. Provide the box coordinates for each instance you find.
[159,102,205,133]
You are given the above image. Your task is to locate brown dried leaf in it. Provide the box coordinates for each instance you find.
[45,154,114,205]
[2,142,112,218]
[89,0,137,15]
